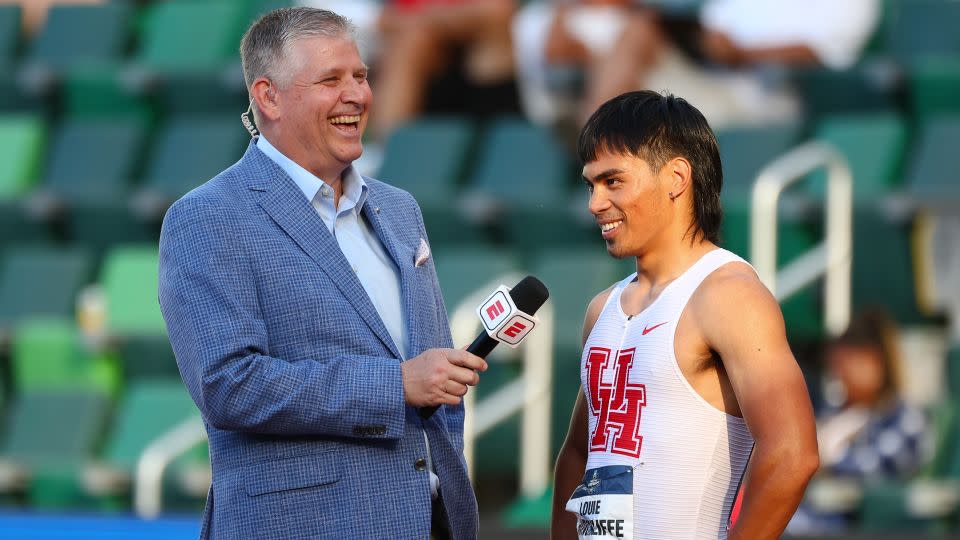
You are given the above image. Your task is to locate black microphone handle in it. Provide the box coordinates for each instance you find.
[418,332,500,419]
[466,331,499,358]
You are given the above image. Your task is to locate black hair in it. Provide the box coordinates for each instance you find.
[578,90,723,243]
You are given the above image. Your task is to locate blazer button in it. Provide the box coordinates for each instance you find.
[414,458,427,471]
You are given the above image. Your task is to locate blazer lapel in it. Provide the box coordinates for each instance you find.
[361,187,421,357]
[240,143,402,360]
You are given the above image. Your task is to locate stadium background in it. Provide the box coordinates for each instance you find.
[0,0,956,538]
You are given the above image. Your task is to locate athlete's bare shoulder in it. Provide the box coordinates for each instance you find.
[582,283,617,346]
[690,258,787,349]
[691,261,774,313]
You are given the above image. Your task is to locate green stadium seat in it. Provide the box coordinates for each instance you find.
[433,247,520,314]
[83,379,199,499]
[66,205,159,260]
[0,6,41,115]
[134,115,251,219]
[380,117,475,207]
[0,5,20,73]
[0,213,52,253]
[124,1,249,114]
[72,118,248,251]
[0,116,49,248]
[99,247,178,381]
[468,117,572,208]
[809,113,908,202]
[377,117,486,245]
[850,208,928,325]
[0,115,45,201]
[117,336,180,381]
[466,117,589,249]
[11,318,117,395]
[22,3,131,89]
[101,246,165,338]
[0,247,92,334]
[31,116,151,252]
[921,399,959,478]
[794,67,896,122]
[245,0,293,21]
[134,0,246,75]
[883,0,960,61]
[858,482,950,534]
[909,58,960,122]
[60,67,151,118]
[34,116,146,209]
[716,123,801,208]
[43,0,145,119]
[906,115,960,203]
[0,390,110,508]
[946,346,960,401]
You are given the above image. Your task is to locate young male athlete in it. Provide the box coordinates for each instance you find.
[551,91,819,540]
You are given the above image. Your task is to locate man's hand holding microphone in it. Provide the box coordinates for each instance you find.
[401,275,550,416]
[401,348,488,408]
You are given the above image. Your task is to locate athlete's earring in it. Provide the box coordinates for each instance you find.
[668,191,676,201]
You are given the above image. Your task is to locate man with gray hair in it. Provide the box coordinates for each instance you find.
[158,7,484,539]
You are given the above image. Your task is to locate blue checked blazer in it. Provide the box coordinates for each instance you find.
[158,141,478,539]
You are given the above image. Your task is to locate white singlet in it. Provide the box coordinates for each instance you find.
[567,249,755,540]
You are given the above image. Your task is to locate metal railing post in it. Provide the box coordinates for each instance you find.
[134,416,208,519]
[750,141,852,335]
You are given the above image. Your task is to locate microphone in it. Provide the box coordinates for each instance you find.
[420,275,550,419]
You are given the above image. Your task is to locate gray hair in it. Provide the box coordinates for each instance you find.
[240,7,357,90]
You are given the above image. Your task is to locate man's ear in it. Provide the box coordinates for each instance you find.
[665,156,692,200]
[250,77,280,122]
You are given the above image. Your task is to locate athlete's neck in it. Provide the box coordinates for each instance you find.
[632,238,717,290]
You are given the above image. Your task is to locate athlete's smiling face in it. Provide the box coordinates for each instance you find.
[583,150,674,258]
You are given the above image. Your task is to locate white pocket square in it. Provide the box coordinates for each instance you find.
[414,238,431,267]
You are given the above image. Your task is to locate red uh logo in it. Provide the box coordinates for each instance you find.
[586,347,646,458]
[502,321,526,338]
[486,300,505,321]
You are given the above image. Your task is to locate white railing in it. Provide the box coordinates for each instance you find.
[453,273,554,498]
[750,141,853,334]
[134,416,207,519]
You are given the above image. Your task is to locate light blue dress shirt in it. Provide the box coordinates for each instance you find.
[256,135,409,360]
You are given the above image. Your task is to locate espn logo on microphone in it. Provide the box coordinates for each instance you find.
[476,285,539,348]
[480,291,511,333]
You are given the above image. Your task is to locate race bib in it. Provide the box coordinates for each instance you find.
[565,465,634,540]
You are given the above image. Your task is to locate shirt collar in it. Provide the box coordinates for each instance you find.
[256,134,367,212]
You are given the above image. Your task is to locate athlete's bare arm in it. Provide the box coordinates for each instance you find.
[550,287,612,540]
[691,266,819,540]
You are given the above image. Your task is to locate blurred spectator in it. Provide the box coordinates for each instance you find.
[304,0,520,140]
[791,309,931,532]
[513,0,880,130]
[374,0,518,138]
[817,309,929,479]
[0,0,104,35]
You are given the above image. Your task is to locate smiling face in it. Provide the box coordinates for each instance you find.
[270,34,371,181]
[582,150,674,259]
